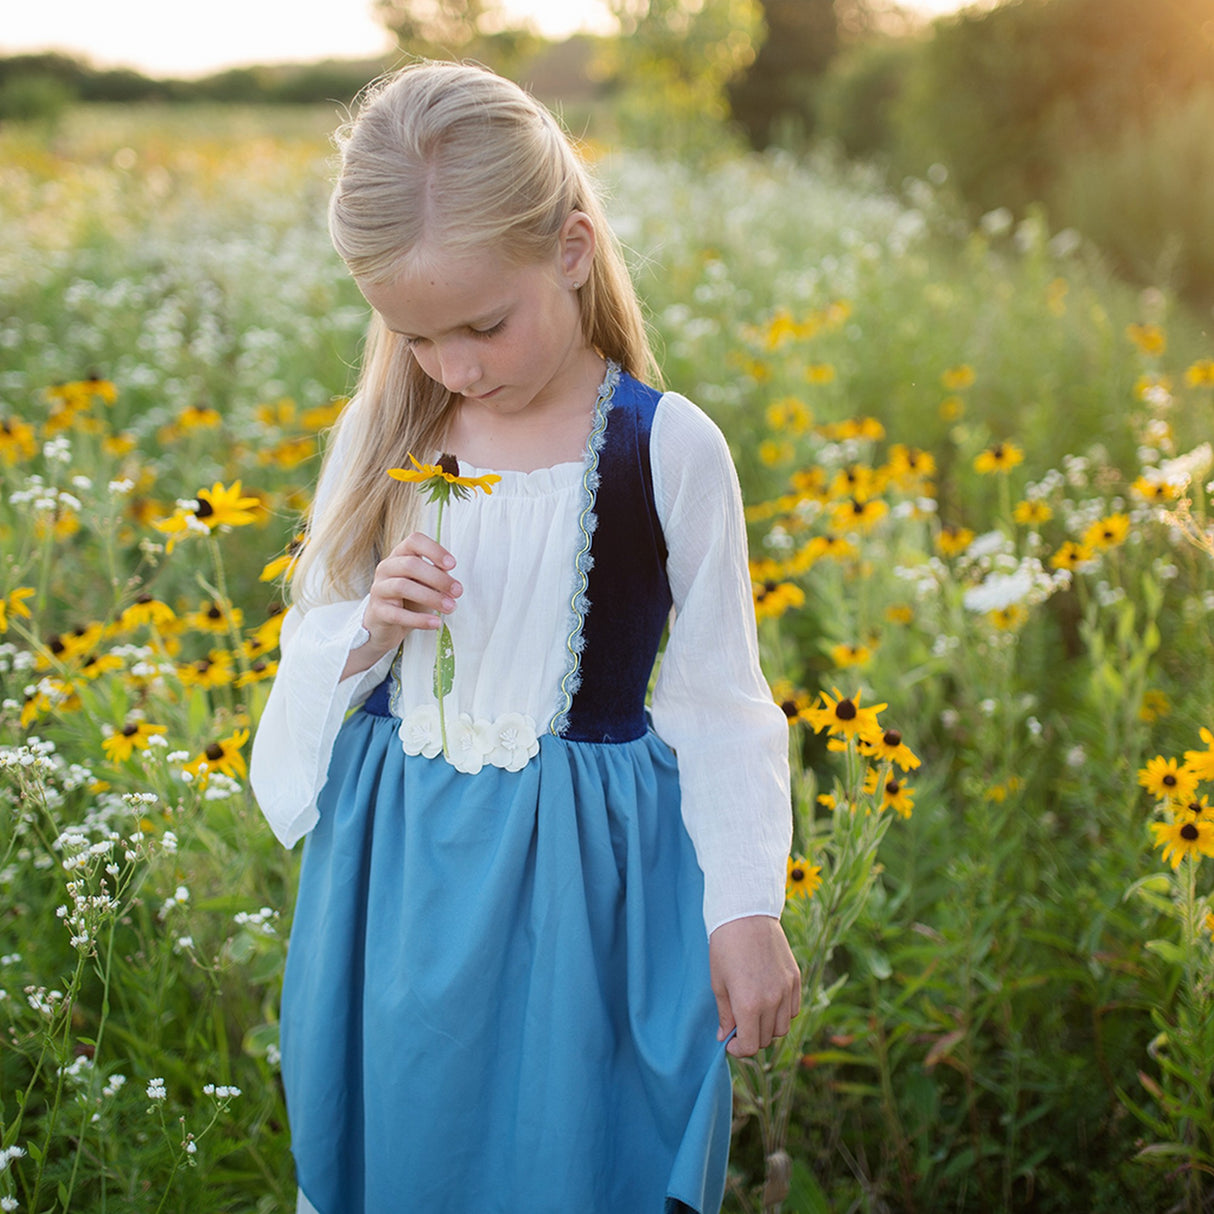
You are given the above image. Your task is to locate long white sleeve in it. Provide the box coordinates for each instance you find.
[249,400,396,847]
[649,393,792,935]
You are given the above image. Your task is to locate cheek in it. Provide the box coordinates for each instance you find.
[408,344,441,382]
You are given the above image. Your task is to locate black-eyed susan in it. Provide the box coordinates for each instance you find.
[805,363,837,386]
[759,438,795,467]
[0,586,35,633]
[256,398,297,428]
[178,650,237,690]
[754,580,806,621]
[988,604,1029,631]
[1050,540,1094,571]
[0,417,38,464]
[830,641,873,669]
[236,658,279,687]
[1149,816,1214,869]
[770,679,813,724]
[765,397,813,435]
[102,721,168,763]
[183,728,250,782]
[195,481,262,530]
[1185,360,1214,388]
[1082,513,1130,551]
[885,603,914,626]
[829,464,879,501]
[859,727,921,772]
[832,496,888,533]
[44,376,117,409]
[79,651,124,680]
[118,595,177,632]
[177,403,222,431]
[884,445,937,488]
[936,525,975,558]
[800,532,858,565]
[876,773,915,819]
[1180,795,1213,820]
[974,441,1025,475]
[301,398,347,430]
[984,776,1024,803]
[247,609,285,654]
[1130,476,1183,504]
[1183,728,1214,781]
[186,601,242,634]
[261,436,317,470]
[261,536,305,583]
[942,364,976,391]
[939,395,966,422]
[1138,756,1200,804]
[1126,323,1166,357]
[389,453,500,503]
[1138,689,1171,724]
[817,792,837,811]
[789,467,829,501]
[805,687,887,741]
[1013,499,1053,527]
[786,855,822,900]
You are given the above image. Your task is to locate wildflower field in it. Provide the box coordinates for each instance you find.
[2,104,1213,1214]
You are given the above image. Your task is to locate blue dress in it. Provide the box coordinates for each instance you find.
[279,370,734,1213]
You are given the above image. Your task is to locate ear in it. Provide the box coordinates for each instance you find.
[558,211,596,288]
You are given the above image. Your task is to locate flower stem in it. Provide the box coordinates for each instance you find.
[435,496,450,760]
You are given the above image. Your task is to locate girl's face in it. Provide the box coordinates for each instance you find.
[359,213,598,420]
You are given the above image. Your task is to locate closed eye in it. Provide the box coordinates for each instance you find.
[471,319,506,339]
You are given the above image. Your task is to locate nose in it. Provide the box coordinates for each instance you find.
[437,342,481,395]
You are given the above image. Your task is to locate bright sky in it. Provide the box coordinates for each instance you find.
[2,0,971,78]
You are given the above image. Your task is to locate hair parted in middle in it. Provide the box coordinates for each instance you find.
[292,60,658,609]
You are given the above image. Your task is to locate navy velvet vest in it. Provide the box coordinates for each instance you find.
[363,370,672,745]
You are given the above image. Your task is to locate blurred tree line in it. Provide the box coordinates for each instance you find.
[4,0,1212,301]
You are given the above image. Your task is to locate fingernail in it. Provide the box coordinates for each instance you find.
[450,581,462,596]
[443,555,455,569]
[441,597,455,612]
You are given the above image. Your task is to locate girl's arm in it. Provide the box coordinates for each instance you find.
[649,390,799,1056]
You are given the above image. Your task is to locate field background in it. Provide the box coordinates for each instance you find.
[3,2,1214,1209]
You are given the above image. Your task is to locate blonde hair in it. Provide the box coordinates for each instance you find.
[292,60,658,609]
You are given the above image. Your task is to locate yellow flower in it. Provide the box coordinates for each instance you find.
[236,658,279,687]
[830,642,873,669]
[261,536,305,582]
[1130,476,1182,504]
[1150,817,1214,869]
[1183,728,1214,782]
[388,453,501,501]
[0,417,39,464]
[1138,756,1200,804]
[118,596,177,631]
[1013,499,1053,527]
[936,525,975,557]
[858,726,920,771]
[988,604,1029,631]
[183,728,250,782]
[832,497,888,533]
[195,481,263,529]
[939,395,966,421]
[44,377,117,409]
[1126,323,1166,357]
[884,445,936,487]
[864,767,915,818]
[984,776,1023,803]
[301,398,347,430]
[245,611,285,656]
[754,580,805,621]
[785,855,822,900]
[185,601,242,634]
[885,603,914,625]
[1185,359,1214,388]
[770,680,814,723]
[942,365,976,391]
[765,397,813,435]
[805,363,837,386]
[805,687,887,741]
[817,792,837,810]
[1050,540,1094,571]
[178,650,236,689]
[829,464,879,501]
[176,404,222,431]
[1082,513,1130,551]
[256,398,297,428]
[759,438,794,467]
[1138,689,1171,724]
[0,587,35,633]
[102,721,168,763]
[974,441,1025,475]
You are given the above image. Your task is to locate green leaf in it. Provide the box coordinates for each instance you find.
[1145,938,1186,966]
[433,622,454,699]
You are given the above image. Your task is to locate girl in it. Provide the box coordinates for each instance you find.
[250,61,799,1214]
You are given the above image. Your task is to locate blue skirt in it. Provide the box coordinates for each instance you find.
[280,708,732,1214]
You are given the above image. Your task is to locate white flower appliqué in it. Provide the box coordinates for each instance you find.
[397,706,539,773]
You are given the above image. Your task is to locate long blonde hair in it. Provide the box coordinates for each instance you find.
[292,61,658,609]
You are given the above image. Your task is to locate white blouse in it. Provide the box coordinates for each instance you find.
[249,387,791,935]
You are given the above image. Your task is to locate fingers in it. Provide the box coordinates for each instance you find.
[709,915,802,1058]
[363,531,461,649]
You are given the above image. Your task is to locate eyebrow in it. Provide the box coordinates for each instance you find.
[385,306,508,341]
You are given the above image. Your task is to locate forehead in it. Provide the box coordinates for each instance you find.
[358,248,548,337]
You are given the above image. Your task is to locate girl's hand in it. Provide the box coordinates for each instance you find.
[344,532,461,677]
[708,915,801,1058]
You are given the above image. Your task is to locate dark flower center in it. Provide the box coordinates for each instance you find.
[122,724,139,737]
[1181,822,1200,841]
[835,698,857,721]
[136,593,153,605]
[790,866,805,882]
[48,634,65,654]
[1163,773,1178,787]
[1189,801,1203,815]
[993,444,1005,459]
[205,743,224,761]
[438,452,460,478]
[195,660,212,673]
[194,499,214,519]
[780,699,799,719]
[883,729,901,747]
[886,780,900,796]
[252,660,267,673]
[206,606,223,620]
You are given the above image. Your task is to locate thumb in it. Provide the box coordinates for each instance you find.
[714,988,736,1043]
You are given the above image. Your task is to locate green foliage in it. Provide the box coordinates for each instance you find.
[814,34,918,161]
[0,73,77,126]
